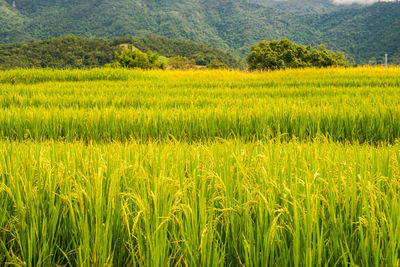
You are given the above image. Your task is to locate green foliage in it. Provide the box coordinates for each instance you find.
[167,56,196,70]
[302,3,400,65]
[111,35,244,68]
[114,48,166,70]
[0,35,115,69]
[247,39,349,71]
[0,35,242,69]
[206,59,228,69]
[250,0,354,14]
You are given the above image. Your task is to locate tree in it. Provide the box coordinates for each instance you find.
[114,46,166,69]
[247,39,348,71]
[206,59,228,69]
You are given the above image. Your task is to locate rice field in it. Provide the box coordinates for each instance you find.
[0,67,400,266]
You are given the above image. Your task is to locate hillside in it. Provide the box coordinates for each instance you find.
[0,0,30,43]
[303,3,400,64]
[0,35,243,69]
[250,0,345,14]
[0,0,399,64]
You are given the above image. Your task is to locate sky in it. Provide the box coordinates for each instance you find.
[332,0,396,4]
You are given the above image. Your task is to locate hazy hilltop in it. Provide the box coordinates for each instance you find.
[0,0,399,64]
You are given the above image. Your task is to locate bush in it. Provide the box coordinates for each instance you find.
[104,62,122,68]
[115,46,166,69]
[167,56,196,70]
[247,38,349,71]
[206,59,228,69]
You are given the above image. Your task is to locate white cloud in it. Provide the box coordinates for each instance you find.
[332,0,396,4]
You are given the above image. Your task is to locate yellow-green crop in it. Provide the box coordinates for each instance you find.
[1,140,400,266]
[0,67,399,266]
[0,67,399,142]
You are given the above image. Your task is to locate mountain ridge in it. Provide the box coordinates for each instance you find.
[0,0,399,64]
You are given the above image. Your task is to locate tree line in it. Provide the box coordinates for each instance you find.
[0,34,350,71]
[0,35,243,70]
[114,38,349,70]
[247,39,349,70]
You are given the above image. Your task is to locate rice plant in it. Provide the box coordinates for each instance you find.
[0,140,399,266]
[0,67,399,266]
[0,67,399,143]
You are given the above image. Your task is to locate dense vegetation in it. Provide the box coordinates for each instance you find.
[0,35,243,69]
[250,0,352,14]
[302,3,400,65]
[0,68,400,266]
[247,39,348,70]
[114,48,166,70]
[110,36,243,68]
[0,35,114,69]
[0,0,399,63]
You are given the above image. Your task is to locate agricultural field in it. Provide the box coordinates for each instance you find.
[0,67,400,266]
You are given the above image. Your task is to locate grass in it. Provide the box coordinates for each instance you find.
[0,67,399,266]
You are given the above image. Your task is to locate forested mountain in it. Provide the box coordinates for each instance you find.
[0,35,243,69]
[302,3,400,64]
[250,0,345,14]
[0,0,399,64]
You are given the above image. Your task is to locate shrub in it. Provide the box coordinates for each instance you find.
[206,59,228,69]
[167,56,196,70]
[115,46,165,69]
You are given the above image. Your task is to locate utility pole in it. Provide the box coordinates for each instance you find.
[385,54,388,68]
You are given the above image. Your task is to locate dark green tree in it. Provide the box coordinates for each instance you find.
[247,39,348,71]
[206,59,228,69]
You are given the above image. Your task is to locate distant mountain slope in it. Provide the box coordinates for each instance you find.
[0,0,30,43]
[303,3,400,64]
[0,0,399,64]
[1,0,232,49]
[250,0,344,14]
